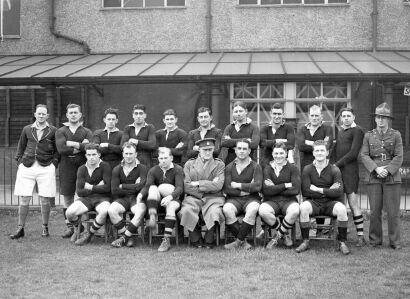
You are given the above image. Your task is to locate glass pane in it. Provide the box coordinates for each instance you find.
[260,103,272,126]
[146,0,164,7]
[260,83,284,98]
[304,0,325,4]
[233,83,257,99]
[246,103,258,123]
[296,82,321,98]
[239,0,258,4]
[167,0,185,6]
[295,102,311,130]
[328,0,348,3]
[3,0,20,35]
[283,0,302,4]
[124,0,143,7]
[261,0,281,4]
[104,0,121,7]
[323,82,348,98]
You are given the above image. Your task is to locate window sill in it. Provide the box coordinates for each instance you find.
[100,6,187,11]
[236,4,350,8]
[1,35,20,39]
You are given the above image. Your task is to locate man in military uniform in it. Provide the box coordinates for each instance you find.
[361,102,403,249]
[179,138,225,248]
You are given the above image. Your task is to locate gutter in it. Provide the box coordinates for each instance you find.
[371,0,378,52]
[205,0,212,53]
[50,0,90,54]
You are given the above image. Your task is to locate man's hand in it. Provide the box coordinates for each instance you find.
[135,177,141,184]
[129,138,139,146]
[161,195,173,207]
[276,139,287,143]
[330,182,341,189]
[66,141,79,149]
[84,182,93,190]
[193,145,199,152]
[213,177,219,183]
[375,166,388,178]
[305,140,314,146]
[100,143,109,148]
[310,184,323,193]
[264,179,274,186]
[190,181,199,187]
[239,191,250,196]
[231,182,241,189]
[72,148,80,154]
[136,193,143,204]
[176,142,184,149]
[224,135,231,140]
[285,183,292,188]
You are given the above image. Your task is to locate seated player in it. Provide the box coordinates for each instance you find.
[109,142,148,248]
[179,138,225,248]
[139,147,184,252]
[259,142,300,248]
[65,143,112,246]
[223,139,263,250]
[296,140,350,255]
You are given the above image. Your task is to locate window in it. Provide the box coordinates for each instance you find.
[0,0,20,38]
[238,0,349,5]
[103,0,185,8]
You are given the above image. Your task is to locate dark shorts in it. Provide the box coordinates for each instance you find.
[227,196,261,214]
[79,196,111,211]
[263,199,298,216]
[306,199,339,217]
[114,196,137,212]
[340,164,359,194]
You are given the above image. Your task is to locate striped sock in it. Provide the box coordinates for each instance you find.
[164,217,176,237]
[353,215,364,236]
[272,219,280,230]
[114,220,126,235]
[278,218,293,236]
[90,219,103,234]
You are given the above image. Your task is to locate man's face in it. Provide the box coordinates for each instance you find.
[86,149,100,166]
[104,113,118,130]
[158,151,173,169]
[272,147,287,164]
[341,111,355,127]
[133,109,146,125]
[375,115,389,129]
[232,106,247,122]
[309,109,322,126]
[66,107,82,124]
[199,146,214,161]
[270,108,284,125]
[122,146,137,165]
[235,141,251,161]
[313,145,328,162]
[163,115,177,130]
[197,111,212,128]
[34,107,48,125]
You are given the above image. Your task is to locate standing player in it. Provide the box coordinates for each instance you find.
[65,143,112,246]
[334,107,366,246]
[109,142,148,248]
[56,104,92,239]
[186,107,222,159]
[10,104,59,239]
[155,109,187,166]
[92,108,123,169]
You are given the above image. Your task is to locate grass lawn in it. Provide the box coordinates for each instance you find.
[1,210,410,299]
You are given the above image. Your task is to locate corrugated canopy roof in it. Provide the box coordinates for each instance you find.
[0,51,409,85]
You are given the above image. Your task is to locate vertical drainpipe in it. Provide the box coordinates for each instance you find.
[371,0,378,52]
[205,0,212,53]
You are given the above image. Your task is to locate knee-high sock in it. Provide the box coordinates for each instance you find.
[237,222,252,241]
[353,215,364,236]
[18,205,29,227]
[300,222,310,240]
[90,219,103,234]
[41,203,50,226]
[227,221,240,238]
[338,220,348,242]
[204,225,216,244]
[164,218,176,238]
[278,218,293,236]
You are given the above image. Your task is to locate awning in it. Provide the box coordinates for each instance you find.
[0,51,409,85]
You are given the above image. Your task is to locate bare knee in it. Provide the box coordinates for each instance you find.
[258,203,274,220]
[20,196,31,206]
[333,202,348,221]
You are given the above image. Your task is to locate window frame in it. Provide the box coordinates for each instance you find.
[0,0,21,39]
[237,0,350,6]
[102,0,186,9]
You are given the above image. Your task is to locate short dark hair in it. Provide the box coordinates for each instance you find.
[85,143,100,153]
[274,142,287,151]
[340,107,355,115]
[66,103,81,112]
[235,138,251,148]
[104,108,119,119]
[158,147,172,156]
[313,140,329,151]
[271,103,283,111]
[133,104,146,112]
[122,141,137,152]
[232,101,247,111]
[197,107,212,115]
[35,104,48,113]
[163,109,177,117]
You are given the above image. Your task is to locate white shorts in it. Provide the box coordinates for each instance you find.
[14,161,56,197]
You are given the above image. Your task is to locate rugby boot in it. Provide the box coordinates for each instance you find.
[10,226,25,239]
[70,224,85,243]
[295,240,310,253]
[390,244,402,250]
[242,240,252,250]
[41,225,49,237]
[266,235,280,249]
[111,235,126,248]
[62,225,74,238]
[158,237,171,252]
[74,232,93,246]
[224,239,242,250]
[126,236,136,248]
[356,235,367,247]
[339,242,350,255]
[283,234,293,247]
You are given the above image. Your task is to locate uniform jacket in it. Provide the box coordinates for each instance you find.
[183,157,225,199]
[186,126,223,159]
[361,128,403,184]
[15,123,59,167]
